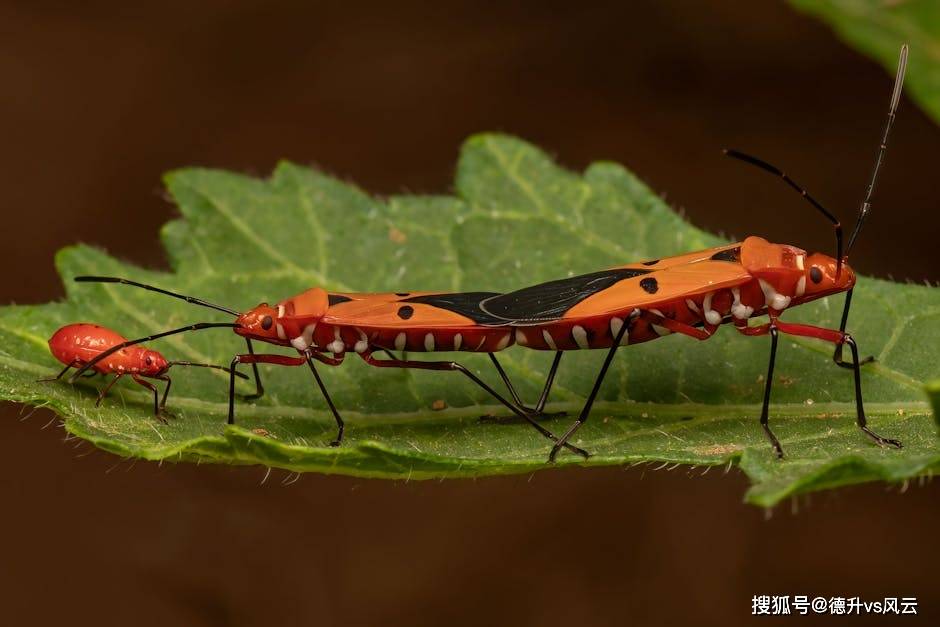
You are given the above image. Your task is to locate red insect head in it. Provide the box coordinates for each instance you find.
[802,252,856,300]
[235,303,282,343]
[235,288,331,347]
[135,348,170,376]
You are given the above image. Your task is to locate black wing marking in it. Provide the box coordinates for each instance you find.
[401,292,506,325]
[479,268,652,324]
[710,247,741,263]
[328,294,352,306]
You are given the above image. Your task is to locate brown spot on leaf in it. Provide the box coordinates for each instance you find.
[389,226,407,244]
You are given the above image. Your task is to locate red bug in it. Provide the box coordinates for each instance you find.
[69,46,908,462]
[44,323,246,419]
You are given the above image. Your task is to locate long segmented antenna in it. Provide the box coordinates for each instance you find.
[75,276,240,316]
[723,148,844,273]
[69,322,239,381]
[846,43,908,254]
[167,361,250,379]
[832,45,909,369]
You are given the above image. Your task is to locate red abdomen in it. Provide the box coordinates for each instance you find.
[48,324,128,373]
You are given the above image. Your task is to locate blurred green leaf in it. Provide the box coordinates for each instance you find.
[791,0,940,123]
[0,134,936,506]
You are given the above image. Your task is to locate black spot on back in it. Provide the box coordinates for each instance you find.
[640,277,659,294]
[397,305,414,320]
[479,268,653,324]
[395,292,410,297]
[328,294,352,306]
[642,259,660,266]
[401,292,505,325]
[710,247,741,263]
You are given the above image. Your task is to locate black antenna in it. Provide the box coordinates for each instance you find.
[167,361,249,379]
[846,43,909,255]
[75,276,241,317]
[833,45,909,370]
[723,148,844,274]
[68,322,239,381]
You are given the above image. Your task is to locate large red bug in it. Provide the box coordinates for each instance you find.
[44,323,246,419]
[69,46,908,462]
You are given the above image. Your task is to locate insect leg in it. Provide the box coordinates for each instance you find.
[533,351,563,414]
[95,373,124,407]
[831,289,874,370]
[760,327,784,458]
[131,374,166,422]
[241,339,266,400]
[360,351,589,458]
[38,360,80,382]
[640,311,712,340]
[487,351,565,418]
[305,356,344,447]
[548,317,629,463]
[156,375,172,412]
[227,353,307,425]
[773,321,901,449]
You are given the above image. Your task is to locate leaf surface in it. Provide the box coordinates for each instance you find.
[1,134,936,506]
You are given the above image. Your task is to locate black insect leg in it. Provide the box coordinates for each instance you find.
[228,353,307,425]
[305,355,345,447]
[361,351,589,458]
[241,338,266,400]
[158,375,172,410]
[38,360,79,383]
[832,290,875,369]
[759,327,784,459]
[95,373,124,407]
[486,351,565,421]
[845,336,902,449]
[548,319,629,463]
[131,374,167,423]
[227,350,346,447]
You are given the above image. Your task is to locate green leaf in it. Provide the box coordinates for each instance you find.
[1,134,936,507]
[790,0,940,124]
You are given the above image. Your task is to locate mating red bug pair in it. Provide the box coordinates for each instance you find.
[46,47,909,462]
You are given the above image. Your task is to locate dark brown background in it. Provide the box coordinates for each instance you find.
[1,2,937,626]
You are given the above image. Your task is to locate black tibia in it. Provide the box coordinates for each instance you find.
[486,352,565,421]
[306,356,344,447]
[131,375,166,422]
[844,335,901,449]
[760,327,784,459]
[759,325,899,459]
[241,338,265,400]
[832,290,874,369]
[95,374,124,407]
[38,360,79,382]
[362,351,589,459]
[225,350,345,447]
[157,375,172,412]
[227,352,305,425]
[548,315,630,463]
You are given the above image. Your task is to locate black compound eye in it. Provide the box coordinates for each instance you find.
[261,315,274,330]
[810,267,823,284]
[145,356,153,366]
